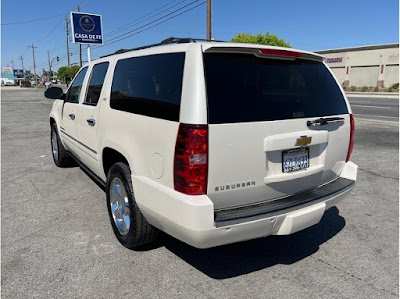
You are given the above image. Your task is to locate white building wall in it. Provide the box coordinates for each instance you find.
[349,66,379,87]
[330,67,346,85]
[384,65,399,87]
[316,44,399,88]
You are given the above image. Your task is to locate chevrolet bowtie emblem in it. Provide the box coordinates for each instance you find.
[295,136,312,146]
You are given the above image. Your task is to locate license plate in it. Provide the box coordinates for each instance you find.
[282,147,309,173]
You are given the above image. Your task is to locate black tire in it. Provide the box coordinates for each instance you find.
[50,123,75,167]
[106,162,159,249]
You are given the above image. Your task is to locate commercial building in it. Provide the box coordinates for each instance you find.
[316,43,399,88]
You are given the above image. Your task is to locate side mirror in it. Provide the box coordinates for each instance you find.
[45,87,65,100]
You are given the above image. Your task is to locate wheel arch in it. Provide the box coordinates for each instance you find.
[49,116,68,149]
[102,147,131,178]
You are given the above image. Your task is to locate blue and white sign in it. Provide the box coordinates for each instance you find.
[13,69,24,78]
[70,12,103,45]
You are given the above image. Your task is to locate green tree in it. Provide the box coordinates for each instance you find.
[57,66,81,83]
[69,65,80,79]
[231,32,291,48]
[57,66,71,83]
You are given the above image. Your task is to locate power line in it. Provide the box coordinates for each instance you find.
[105,0,183,37]
[93,1,206,53]
[103,0,204,45]
[17,0,205,71]
[35,18,65,45]
[6,0,88,72]
[1,13,65,26]
[56,0,205,63]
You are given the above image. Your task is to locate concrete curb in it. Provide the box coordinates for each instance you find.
[346,92,399,96]
[346,92,399,99]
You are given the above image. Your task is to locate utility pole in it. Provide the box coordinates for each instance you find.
[19,55,24,70]
[47,51,52,81]
[65,17,71,67]
[77,6,82,67]
[207,0,212,40]
[28,43,38,82]
[19,55,25,80]
[19,55,25,79]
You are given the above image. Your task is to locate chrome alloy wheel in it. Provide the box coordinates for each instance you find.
[109,177,131,235]
[51,130,58,161]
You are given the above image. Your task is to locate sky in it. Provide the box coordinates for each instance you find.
[1,0,399,74]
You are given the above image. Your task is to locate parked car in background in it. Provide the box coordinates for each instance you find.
[30,81,37,86]
[1,78,15,86]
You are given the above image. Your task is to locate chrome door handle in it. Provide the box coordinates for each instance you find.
[87,118,96,126]
[69,113,75,120]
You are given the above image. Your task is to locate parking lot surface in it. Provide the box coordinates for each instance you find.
[2,88,398,298]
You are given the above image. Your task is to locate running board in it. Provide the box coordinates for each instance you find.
[68,152,106,190]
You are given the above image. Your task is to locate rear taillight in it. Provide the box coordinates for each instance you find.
[260,48,302,58]
[346,114,355,162]
[174,124,208,195]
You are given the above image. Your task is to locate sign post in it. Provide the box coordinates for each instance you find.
[70,12,103,63]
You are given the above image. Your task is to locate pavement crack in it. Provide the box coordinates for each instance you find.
[317,258,398,297]
[358,167,399,180]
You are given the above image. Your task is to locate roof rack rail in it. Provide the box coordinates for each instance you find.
[101,37,224,58]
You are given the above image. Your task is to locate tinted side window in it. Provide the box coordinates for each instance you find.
[110,53,185,121]
[84,62,109,105]
[67,67,88,103]
[204,53,349,124]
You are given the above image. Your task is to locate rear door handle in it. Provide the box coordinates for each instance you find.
[69,113,75,120]
[87,118,96,126]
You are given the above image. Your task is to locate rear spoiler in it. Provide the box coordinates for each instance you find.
[203,46,324,62]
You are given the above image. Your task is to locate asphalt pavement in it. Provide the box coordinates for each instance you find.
[1,88,398,298]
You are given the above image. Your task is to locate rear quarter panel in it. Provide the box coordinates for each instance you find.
[97,49,186,187]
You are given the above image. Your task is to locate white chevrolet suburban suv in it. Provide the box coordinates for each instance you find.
[46,37,358,249]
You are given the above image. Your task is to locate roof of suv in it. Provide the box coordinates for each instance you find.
[100,37,324,61]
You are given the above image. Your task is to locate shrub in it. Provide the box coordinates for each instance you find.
[374,86,379,92]
[361,86,368,92]
[388,87,393,92]
[391,83,399,90]
[351,86,356,91]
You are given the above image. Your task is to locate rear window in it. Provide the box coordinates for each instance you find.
[110,53,185,121]
[203,53,348,124]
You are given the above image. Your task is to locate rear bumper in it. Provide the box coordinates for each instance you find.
[132,161,357,249]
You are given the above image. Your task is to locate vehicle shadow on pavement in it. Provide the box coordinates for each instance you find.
[161,207,345,279]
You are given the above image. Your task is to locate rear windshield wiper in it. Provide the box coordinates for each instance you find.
[307,117,345,127]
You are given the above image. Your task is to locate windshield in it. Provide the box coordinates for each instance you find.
[203,53,349,124]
